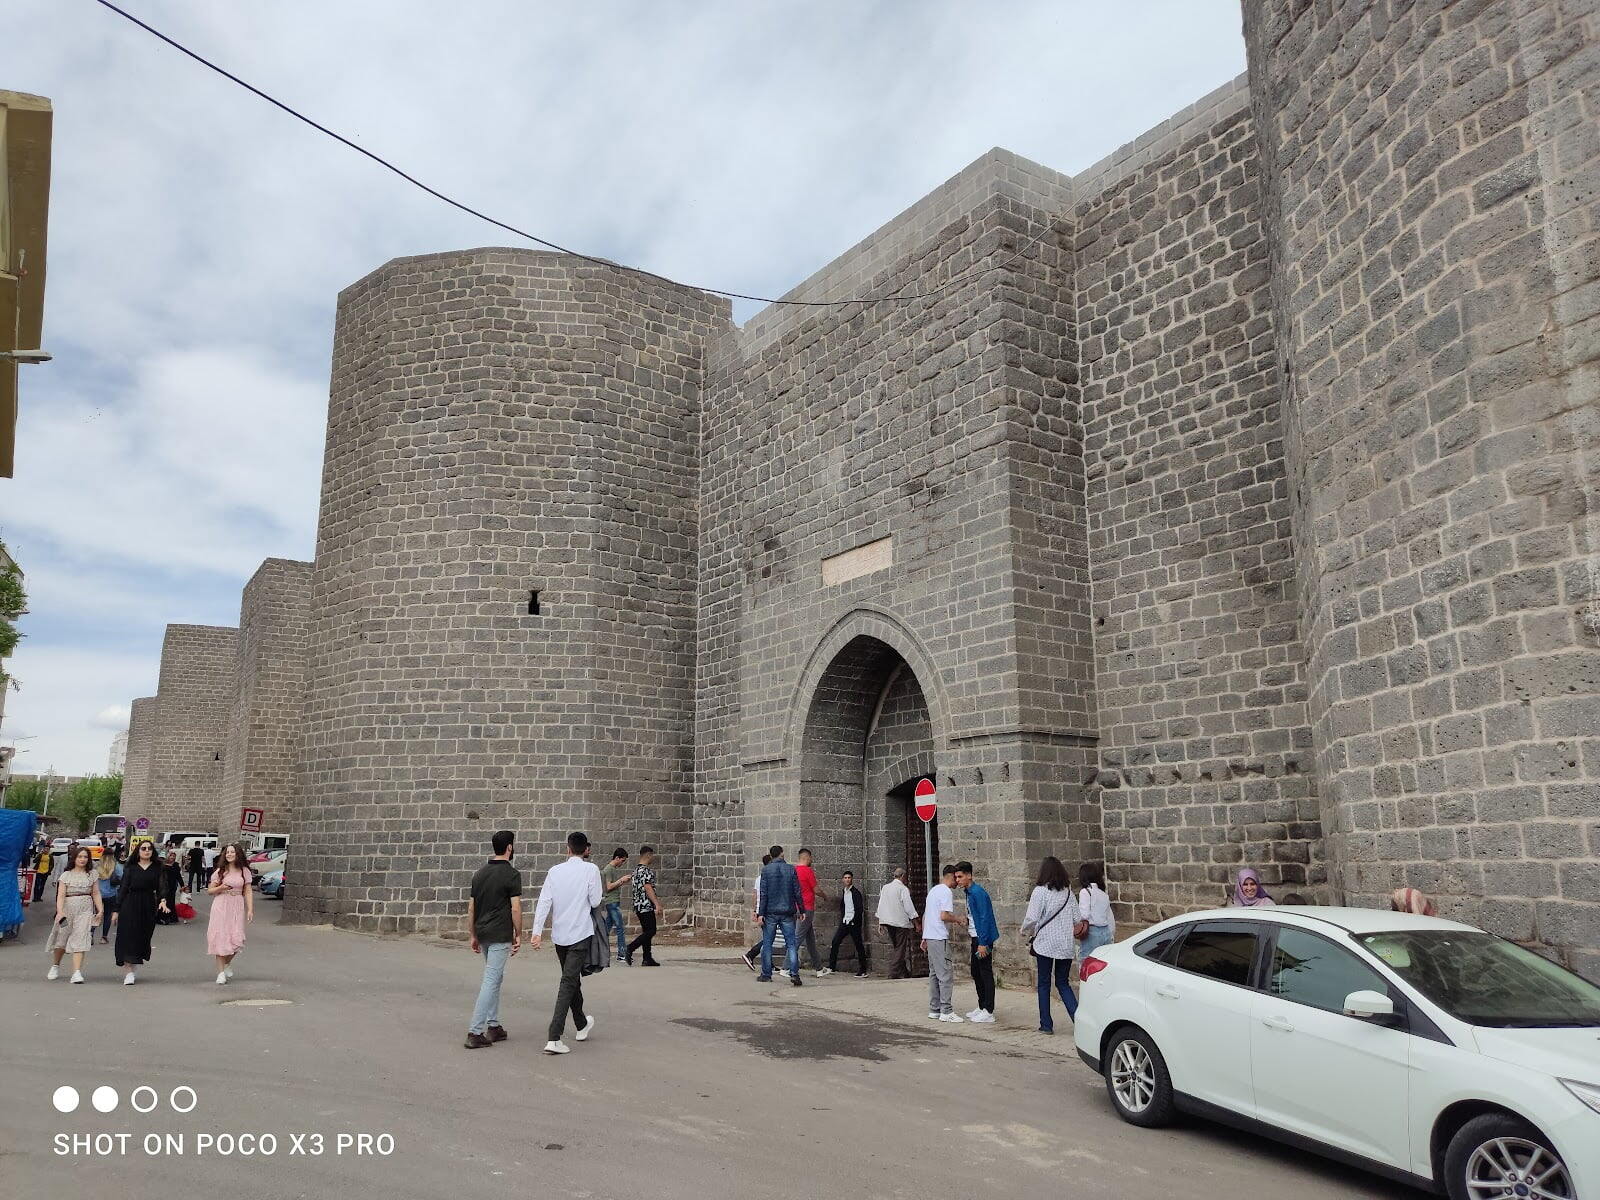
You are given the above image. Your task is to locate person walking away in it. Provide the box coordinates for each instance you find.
[157,850,182,925]
[1076,861,1116,972]
[530,831,603,1055]
[1229,867,1275,907]
[206,843,254,984]
[46,846,102,983]
[186,845,205,894]
[624,845,662,966]
[600,848,631,964]
[742,854,771,972]
[114,839,168,984]
[954,861,999,1022]
[795,848,825,975]
[96,851,122,944]
[31,846,52,903]
[826,871,869,977]
[922,864,963,1021]
[463,829,521,1048]
[1022,856,1084,1034]
[756,846,804,986]
[875,867,919,978]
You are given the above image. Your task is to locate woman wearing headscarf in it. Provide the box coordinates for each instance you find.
[1390,887,1436,916]
[1229,867,1275,907]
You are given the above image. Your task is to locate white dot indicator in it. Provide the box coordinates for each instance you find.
[170,1086,197,1113]
[52,1085,80,1113]
[131,1086,158,1113]
[92,1086,119,1113]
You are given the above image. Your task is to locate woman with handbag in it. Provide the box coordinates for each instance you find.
[1020,856,1087,1034]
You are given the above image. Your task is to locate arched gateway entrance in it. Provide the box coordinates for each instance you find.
[797,632,939,975]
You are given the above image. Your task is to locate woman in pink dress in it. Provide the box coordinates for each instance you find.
[205,842,254,984]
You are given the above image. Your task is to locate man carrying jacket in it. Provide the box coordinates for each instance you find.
[756,845,804,987]
[955,861,999,1023]
[826,870,869,977]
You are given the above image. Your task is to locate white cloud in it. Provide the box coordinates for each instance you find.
[2,645,155,776]
[92,704,130,730]
[2,0,1247,774]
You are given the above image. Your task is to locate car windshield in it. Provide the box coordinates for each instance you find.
[1361,930,1600,1027]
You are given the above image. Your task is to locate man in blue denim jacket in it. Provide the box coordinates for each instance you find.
[955,861,999,1022]
[756,846,804,987]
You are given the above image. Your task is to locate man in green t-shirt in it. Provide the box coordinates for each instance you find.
[600,848,632,964]
[463,830,522,1049]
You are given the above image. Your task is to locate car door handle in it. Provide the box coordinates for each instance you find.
[1260,1014,1294,1032]
[1154,985,1181,1000]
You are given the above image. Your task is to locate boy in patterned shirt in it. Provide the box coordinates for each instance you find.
[625,846,661,966]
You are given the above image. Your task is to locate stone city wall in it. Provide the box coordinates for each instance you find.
[218,558,312,842]
[119,695,158,819]
[1245,0,1600,978]
[144,625,238,837]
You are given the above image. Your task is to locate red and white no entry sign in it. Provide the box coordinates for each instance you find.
[914,777,937,823]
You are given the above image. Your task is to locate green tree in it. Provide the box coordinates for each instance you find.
[4,777,46,812]
[0,537,25,688]
[57,774,122,832]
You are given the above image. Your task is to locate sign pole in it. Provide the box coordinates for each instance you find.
[922,821,932,899]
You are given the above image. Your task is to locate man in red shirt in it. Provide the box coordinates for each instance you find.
[796,847,826,975]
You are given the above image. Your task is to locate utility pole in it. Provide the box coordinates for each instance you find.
[41,764,54,819]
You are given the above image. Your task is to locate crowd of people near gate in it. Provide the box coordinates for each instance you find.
[462,829,1449,1055]
[14,835,255,986]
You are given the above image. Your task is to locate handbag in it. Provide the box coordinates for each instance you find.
[1025,893,1073,951]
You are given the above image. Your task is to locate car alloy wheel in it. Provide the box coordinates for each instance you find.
[1110,1039,1155,1114]
[1463,1137,1573,1200]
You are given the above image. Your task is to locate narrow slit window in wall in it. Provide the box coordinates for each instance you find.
[528,590,541,616]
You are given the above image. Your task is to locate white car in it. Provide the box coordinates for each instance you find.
[1075,906,1600,1199]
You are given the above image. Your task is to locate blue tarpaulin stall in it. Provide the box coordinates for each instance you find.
[0,807,38,937]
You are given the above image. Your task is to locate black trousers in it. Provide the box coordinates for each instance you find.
[971,938,996,1012]
[187,868,205,893]
[626,911,657,963]
[829,921,868,971]
[549,938,590,1042]
[32,872,49,902]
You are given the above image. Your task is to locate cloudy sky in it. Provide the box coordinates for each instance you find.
[3,0,1246,776]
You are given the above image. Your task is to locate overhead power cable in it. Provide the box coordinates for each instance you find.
[89,0,1056,310]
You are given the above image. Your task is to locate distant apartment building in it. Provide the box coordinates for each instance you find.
[107,729,128,775]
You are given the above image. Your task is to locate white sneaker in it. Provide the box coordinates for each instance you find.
[816,967,832,976]
[216,972,228,985]
[940,1012,965,1023]
[972,1011,996,1024]
[224,967,234,980]
[70,970,85,984]
[575,1016,596,1043]
[123,972,136,985]
[543,1040,570,1055]
[46,965,59,981]
[966,1007,984,1019]
[928,1011,942,1019]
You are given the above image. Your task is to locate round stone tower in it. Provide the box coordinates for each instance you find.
[1245,1,1600,975]
[285,248,730,933]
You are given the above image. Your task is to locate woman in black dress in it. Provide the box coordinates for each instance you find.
[113,839,168,985]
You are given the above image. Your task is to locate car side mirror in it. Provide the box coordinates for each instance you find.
[1343,989,1395,1020]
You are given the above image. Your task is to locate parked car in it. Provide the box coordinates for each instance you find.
[260,869,285,900]
[253,858,284,890]
[1074,906,1600,1199]
[248,848,287,868]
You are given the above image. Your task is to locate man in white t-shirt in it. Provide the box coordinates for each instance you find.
[920,864,964,1021]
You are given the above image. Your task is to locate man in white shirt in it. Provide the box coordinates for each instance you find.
[921,863,964,1022]
[875,867,919,978]
[530,831,604,1055]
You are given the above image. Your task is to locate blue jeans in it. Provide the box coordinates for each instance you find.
[469,942,512,1035]
[1077,924,1113,966]
[1036,953,1077,1032]
[760,915,799,979]
[604,903,627,960]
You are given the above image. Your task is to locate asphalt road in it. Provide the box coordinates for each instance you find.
[0,898,1423,1200]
